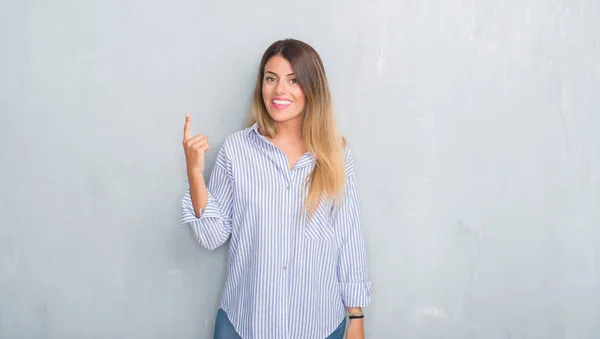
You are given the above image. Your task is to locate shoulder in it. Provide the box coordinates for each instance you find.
[218,124,255,156]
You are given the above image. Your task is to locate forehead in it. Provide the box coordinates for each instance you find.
[264,55,294,74]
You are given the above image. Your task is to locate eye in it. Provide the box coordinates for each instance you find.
[265,76,277,83]
[290,78,298,84]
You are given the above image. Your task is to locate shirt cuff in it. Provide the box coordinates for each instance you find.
[180,190,221,224]
[199,192,222,219]
[340,281,372,307]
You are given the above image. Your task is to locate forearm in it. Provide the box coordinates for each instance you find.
[347,306,365,337]
[187,170,208,218]
[181,145,234,251]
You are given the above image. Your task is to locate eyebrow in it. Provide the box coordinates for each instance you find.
[265,71,296,76]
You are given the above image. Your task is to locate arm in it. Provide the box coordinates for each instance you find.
[181,144,234,250]
[347,307,365,338]
[187,168,208,219]
[334,149,371,331]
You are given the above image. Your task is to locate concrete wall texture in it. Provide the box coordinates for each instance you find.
[1,0,599,338]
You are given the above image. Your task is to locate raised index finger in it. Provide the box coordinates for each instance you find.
[183,112,191,140]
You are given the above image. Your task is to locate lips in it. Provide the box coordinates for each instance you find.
[272,97,292,109]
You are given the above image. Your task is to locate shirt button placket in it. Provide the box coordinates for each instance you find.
[282,179,292,339]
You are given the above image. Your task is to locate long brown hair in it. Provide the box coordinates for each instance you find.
[250,39,346,216]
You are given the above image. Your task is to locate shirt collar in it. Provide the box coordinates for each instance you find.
[246,122,315,169]
[245,122,259,137]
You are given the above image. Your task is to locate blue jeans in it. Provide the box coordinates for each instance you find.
[214,308,346,339]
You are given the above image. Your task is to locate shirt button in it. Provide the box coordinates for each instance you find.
[283,266,287,270]
[286,186,290,190]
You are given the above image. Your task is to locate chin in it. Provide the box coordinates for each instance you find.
[267,110,302,123]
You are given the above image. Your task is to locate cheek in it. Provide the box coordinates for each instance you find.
[295,89,306,108]
[262,85,271,106]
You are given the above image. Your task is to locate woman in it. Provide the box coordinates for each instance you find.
[181,39,371,339]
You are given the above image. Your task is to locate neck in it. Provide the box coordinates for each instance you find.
[272,119,303,142]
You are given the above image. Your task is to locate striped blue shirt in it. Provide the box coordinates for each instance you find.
[181,123,371,339]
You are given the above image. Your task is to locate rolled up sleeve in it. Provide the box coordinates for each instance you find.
[334,149,372,307]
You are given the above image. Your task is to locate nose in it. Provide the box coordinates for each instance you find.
[275,79,287,95]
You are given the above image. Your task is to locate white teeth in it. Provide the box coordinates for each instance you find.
[274,100,291,105]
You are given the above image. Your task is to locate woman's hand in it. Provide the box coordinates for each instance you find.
[182,112,210,175]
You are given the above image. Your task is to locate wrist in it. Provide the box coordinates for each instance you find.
[187,168,205,180]
[348,309,364,321]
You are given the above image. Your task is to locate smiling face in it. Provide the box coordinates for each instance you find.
[261,55,306,125]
